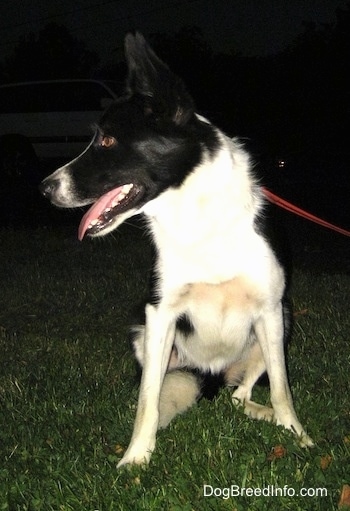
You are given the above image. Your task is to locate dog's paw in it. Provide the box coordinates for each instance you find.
[245,401,275,422]
[274,415,314,448]
[117,447,152,468]
[298,432,314,448]
[232,396,275,423]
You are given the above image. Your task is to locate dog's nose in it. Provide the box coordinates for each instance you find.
[39,178,58,199]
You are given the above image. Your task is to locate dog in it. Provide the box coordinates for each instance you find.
[40,32,313,467]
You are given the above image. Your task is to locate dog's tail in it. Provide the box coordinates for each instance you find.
[158,370,201,429]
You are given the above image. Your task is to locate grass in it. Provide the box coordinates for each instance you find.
[0,218,349,510]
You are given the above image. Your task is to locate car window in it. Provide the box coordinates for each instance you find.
[0,81,114,113]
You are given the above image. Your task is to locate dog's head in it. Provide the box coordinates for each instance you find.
[40,33,216,239]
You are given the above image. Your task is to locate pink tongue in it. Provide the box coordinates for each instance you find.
[78,186,124,240]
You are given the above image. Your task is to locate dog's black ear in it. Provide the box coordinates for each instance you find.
[124,32,194,126]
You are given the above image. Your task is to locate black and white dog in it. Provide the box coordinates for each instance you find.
[40,33,313,467]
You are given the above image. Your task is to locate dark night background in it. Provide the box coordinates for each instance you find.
[0,0,349,229]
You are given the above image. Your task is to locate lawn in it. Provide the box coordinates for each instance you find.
[0,216,349,510]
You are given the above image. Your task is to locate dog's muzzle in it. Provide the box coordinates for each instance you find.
[39,169,82,208]
[39,177,59,201]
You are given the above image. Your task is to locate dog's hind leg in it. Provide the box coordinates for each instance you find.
[118,303,176,467]
[228,341,275,422]
[158,370,201,428]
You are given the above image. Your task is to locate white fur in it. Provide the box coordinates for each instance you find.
[118,132,313,468]
[152,148,274,288]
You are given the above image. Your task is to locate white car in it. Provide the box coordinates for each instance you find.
[0,79,120,175]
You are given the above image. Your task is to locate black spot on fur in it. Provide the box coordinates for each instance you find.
[176,314,195,337]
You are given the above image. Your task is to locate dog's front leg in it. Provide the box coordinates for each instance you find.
[255,305,313,447]
[117,303,176,467]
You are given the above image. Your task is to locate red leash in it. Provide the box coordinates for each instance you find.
[262,187,350,238]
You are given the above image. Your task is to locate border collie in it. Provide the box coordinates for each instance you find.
[40,33,313,467]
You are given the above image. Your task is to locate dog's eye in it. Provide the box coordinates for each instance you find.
[100,136,116,148]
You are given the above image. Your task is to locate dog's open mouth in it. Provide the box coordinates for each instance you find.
[78,183,142,240]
